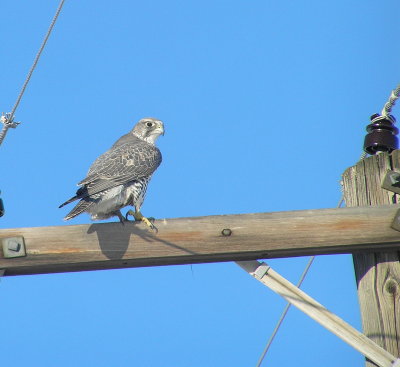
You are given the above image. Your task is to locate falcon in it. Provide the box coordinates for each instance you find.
[59,117,164,230]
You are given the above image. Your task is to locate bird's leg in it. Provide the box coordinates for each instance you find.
[116,210,125,225]
[125,209,158,232]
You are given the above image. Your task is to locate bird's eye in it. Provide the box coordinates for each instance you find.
[146,122,153,127]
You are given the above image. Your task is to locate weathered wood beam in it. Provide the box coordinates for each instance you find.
[1,205,400,276]
[343,151,400,365]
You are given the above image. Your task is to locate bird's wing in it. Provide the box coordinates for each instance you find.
[75,141,162,199]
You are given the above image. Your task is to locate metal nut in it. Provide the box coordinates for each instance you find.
[221,228,232,236]
[7,240,21,252]
[2,237,26,258]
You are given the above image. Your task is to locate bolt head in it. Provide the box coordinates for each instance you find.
[221,228,232,236]
[2,236,26,258]
[8,240,21,252]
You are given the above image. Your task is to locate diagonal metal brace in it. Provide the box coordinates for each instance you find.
[236,260,400,367]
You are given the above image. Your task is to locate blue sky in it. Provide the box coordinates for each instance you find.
[1,1,399,366]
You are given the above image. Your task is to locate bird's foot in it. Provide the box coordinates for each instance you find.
[116,211,126,225]
[125,210,158,233]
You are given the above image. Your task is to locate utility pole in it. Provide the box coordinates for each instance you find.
[342,115,400,367]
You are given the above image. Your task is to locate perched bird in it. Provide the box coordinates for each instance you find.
[59,117,164,230]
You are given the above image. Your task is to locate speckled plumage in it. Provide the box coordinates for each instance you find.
[59,118,164,222]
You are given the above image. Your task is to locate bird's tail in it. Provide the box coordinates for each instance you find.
[59,196,78,209]
[63,200,94,221]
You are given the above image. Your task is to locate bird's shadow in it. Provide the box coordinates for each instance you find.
[87,220,197,260]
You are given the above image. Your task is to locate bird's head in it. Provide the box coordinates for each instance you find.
[132,118,165,144]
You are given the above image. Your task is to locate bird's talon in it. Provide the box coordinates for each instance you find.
[125,210,138,222]
[141,216,158,233]
[125,210,158,232]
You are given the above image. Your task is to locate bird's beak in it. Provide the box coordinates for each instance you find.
[158,121,165,136]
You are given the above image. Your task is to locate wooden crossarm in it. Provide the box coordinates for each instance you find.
[1,205,400,276]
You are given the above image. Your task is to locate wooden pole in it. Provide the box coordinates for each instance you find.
[342,150,400,366]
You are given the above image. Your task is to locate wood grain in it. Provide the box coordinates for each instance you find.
[1,205,400,276]
[342,150,400,366]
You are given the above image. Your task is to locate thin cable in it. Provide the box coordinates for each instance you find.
[0,0,66,147]
[256,256,315,367]
[256,195,344,367]
[381,84,400,117]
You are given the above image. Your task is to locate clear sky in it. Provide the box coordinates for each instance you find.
[1,1,400,366]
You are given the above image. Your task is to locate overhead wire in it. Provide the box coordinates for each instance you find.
[255,255,315,367]
[0,0,66,147]
[255,197,344,367]
[381,84,400,117]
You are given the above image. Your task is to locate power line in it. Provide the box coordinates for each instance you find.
[256,256,315,367]
[0,0,66,147]
[256,196,345,366]
[381,83,400,117]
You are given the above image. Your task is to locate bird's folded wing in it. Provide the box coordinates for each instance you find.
[76,142,161,199]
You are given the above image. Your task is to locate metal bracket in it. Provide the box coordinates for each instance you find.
[382,171,400,232]
[382,170,400,194]
[391,209,400,232]
[1,236,26,258]
[253,262,270,279]
[0,112,20,129]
